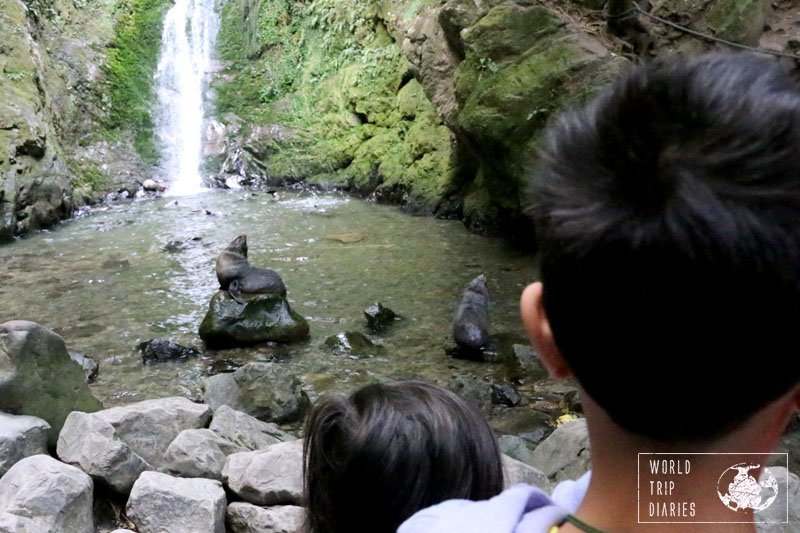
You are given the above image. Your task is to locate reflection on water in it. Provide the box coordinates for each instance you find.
[0,191,537,408]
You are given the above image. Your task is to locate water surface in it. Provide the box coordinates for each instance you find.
[0,191,537,407]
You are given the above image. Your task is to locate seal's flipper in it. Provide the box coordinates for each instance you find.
[228,279,244,304]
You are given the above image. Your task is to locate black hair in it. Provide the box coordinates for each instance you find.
[527,53,800,442]
[302,380,504,533]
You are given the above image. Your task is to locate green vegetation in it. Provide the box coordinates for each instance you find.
[103,0,170,163]
[213,0,455,208]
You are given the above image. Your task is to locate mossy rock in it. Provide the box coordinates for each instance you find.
[705,0,770,46]
[199,291,309,348]
[462,4,563,63]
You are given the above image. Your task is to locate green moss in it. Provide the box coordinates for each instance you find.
[213,0,455,207]
[103,0,171,163]
[705,0,767,45]
[70,160,111,197]
[463,4,563,62]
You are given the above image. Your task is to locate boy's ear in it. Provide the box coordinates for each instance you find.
[520,282,572,379]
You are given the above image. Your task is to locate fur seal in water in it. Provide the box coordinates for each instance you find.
[452,274,490,353]
[216,235,287,302]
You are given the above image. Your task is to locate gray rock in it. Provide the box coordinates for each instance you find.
[92,396,212,465]
[126,472,226,533]
[57,410,151,494]
[226,502,306,533]
[0,320,103,446]
[164,428,243,480]
[498,434,536,466]
[68,351,99,383]
[491,383,521,406]
[0,413,50,478]
[199,291,309,348]
[324,331,384,358]
[0,513,48,533]
[223,440,304,506]
[210,405,296,451]
[204,363,310,424]
[0,455,93,532]
[502,454,551,493]
[756,467,800,532]
[450,375,492,414]
[364,303,397,332]
[530,418,591,482]
[509,344,548,382]
[109,530,137,533]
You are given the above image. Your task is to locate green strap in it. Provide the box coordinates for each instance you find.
[563,514,608,533]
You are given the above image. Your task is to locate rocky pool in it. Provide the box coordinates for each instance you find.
[0,190,540,415]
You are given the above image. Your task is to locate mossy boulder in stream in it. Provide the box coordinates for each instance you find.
[199,291,309,348]
[0,320,103,448]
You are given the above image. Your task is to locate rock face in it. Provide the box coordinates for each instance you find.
[0,455,94,533]
[199,291,309,347]
[0,413,50,478]
[0,0,160,242]
[126,472,226,533]
[0,320,102,446]
[223,440,304,506]
[529,418,591,482]
[57,397,211,493]
[226,502,306,533]
[204,363,310,424]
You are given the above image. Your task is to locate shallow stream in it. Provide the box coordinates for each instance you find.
[0,190,537,411]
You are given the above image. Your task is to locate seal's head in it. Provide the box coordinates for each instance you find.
[227,235,248,257]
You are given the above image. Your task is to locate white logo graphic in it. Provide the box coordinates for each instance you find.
[716,463,779,512]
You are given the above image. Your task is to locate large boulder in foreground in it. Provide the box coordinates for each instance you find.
[204,363,310,424]
[199,291,309,347]
[0,321,102,446]
[126,472,226,533]
[0,455,93,532]
[223,440,304,506]
[529,418,591,482]
[57,397,211,493]
[0,413,50,478]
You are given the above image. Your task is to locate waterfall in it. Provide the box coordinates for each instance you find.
[155,0,220,196]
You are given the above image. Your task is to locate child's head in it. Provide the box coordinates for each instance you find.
[522,53,800,443]
[303,380,503,533]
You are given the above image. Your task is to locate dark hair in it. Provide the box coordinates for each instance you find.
[302,381,504,533]
[527,53,800,442]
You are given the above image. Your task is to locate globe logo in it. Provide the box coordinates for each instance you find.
[717,463,779,512]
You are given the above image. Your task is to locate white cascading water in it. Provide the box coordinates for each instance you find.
[155,0,219,196]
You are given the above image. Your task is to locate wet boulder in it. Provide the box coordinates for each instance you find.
[199,291,309,348]
[204,362,310,424]
[324,331,384,359]
[0,455,93,532]
[363,303,397,332]
[0,320,103,447]
[138,339,201,364]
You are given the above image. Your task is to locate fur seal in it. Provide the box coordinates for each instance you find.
[452,274,490,353]
[216,235,287,302]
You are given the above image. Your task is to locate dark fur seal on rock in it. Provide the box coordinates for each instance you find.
[452,274,490,352]
[216,235,287,302]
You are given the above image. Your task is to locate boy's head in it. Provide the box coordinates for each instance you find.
[522,53,800,443]
[303,380,503,533]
